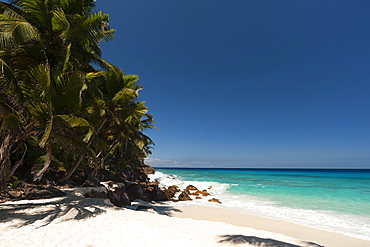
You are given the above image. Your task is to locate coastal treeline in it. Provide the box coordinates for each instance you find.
[0,0,156,191]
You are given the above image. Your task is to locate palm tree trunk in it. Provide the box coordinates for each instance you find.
[9,143,27,178]
[0,134,12,191]
[56,154,84,183]
[33,143,52,182]
[57,117,108,183]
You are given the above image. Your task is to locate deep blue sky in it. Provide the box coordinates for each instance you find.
[97,0,370,168]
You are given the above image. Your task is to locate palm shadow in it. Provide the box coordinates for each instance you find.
[0,196,184,229]
[126,200,183,215]
[218,235,324,247]
[0,196,110,228]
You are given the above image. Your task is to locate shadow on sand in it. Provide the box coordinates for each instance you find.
[0,196,109,228]
[127,201,183,216]
[218,234,324,247]
[0,196,181,229]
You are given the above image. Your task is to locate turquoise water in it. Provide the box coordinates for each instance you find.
[153,168,370,240]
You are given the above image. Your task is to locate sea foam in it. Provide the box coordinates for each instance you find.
[149,170,370,241]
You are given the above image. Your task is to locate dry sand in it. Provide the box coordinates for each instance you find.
[170,205,370,247]
[0,191,369,247]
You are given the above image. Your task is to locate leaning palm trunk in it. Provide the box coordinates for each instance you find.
[57,118,108,184]
[57,154,84,184]
[0,134,12,191]
[0,133,27,191]
[33,143,52,182]
[9,143,26,178]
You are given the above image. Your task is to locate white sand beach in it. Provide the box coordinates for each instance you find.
[1,191,369,247]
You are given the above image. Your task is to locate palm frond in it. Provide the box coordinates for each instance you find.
[39,116,53,148]
[57,114,94,142]
[28,64,52,102]
[53,131,96,158]
[0,2,39,49]
[52,7,70,36]
[0,53,17,82]
[15,0,52,29]
[0,99,23,132]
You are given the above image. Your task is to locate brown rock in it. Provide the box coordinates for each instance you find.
[145,181,160,187]
[195,196,202,199]
[208,198,222,204]
[141,164,156,175]
[186,185,198,191]
[25,187,66,200]
[198,190,211,196]
[163,189,176,199]
[145,186,167,201]
[178,191,192,201]
[168,185,181,192]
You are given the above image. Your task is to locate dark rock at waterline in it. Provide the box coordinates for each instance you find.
[198,190,211,196]
[162,185,181,200]
[168,185,181,192]
[186,185,198,191]
[208,198,222,204]
[163,188,176,199]
[145,186,167,201]
[141,164,156,175]
[127,182,149,201]
[101,181,130,207]
[178,191,192,201]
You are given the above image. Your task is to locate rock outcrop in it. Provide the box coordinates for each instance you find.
[25,187,66,200]
[208,198,222,204]
[101,181,130,207]
[178,191,192,201]
[127,182,149,201]
[141,164,156,175]
[145,185,167,201]
[84,190,107,198]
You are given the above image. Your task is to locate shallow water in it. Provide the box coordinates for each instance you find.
[151,168,370,241]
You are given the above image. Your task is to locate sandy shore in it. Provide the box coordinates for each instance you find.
[1,192,369,247]
[170,205,370,247]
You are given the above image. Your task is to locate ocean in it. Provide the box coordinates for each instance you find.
[149,168,370,241]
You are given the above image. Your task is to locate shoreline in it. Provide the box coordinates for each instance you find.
[1,193,369,247]
[168,204,370,247]
[151,168,370,244]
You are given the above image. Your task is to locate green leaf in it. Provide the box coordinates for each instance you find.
[52,7,69,33]
[40,116,53,148]
[62,43,72,73]
[57,115,94,142]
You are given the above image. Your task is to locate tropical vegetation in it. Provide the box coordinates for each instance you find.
[0,0,156,191]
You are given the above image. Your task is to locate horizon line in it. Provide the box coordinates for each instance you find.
[152,166,370,170]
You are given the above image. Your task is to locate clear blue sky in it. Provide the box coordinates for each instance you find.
[97,0,370,168]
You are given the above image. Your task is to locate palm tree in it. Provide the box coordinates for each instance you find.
[0,0,115,69]
[1,0,156,189]
[0,0,114,187]
[97,68,156,173]
[58,67,156,183]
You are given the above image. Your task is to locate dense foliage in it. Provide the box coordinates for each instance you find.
[0,0,155,191]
